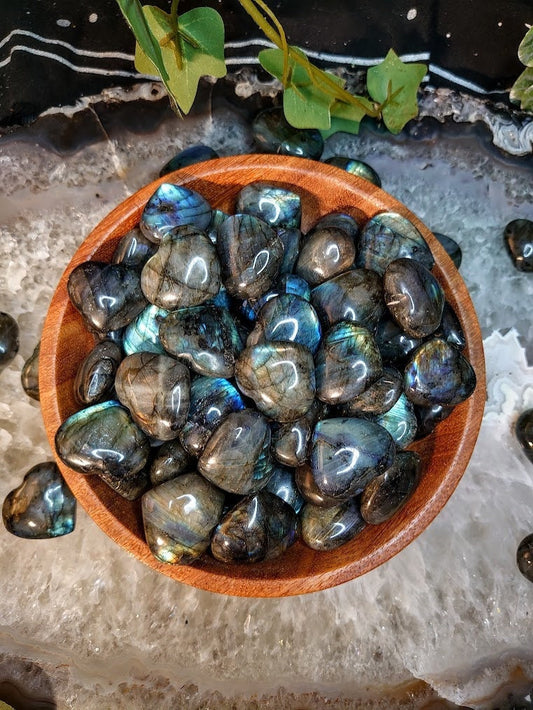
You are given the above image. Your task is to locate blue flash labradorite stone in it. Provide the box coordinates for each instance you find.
[179,376,245,456]
[67,262,147,334]
[235,342,316,422]
[300,498,366,551]
[295,226,356,287]
[247,293,322,354]
[2,462,76,539]
[0,312,19,370]
[159,145,219,177]
[252,107,324,159]
[211,491,298,563]
[149,438,194,486]
[324,156,382,187]
[265,465,305,513]
[433,232,462,269]
[159,305,244,378]
[384,258,444,338]
[112,228,156,271]
[21,341,40,401]
[236,182,301,229]
[360,450,422,524]
[115,352,190,441]
[142,473,225,565]
[404,338,477,407]
[310,417,396,500]
[340,367,402,417]
[141,225,221,310]
[217,214,284,300]
[55,401,151,500]
[198,409,273,494]
[240,274,311,322]
[311,269,386,331]
[316,322,382,405]
[372,393,418,449]
[74,339,123,406]
[140,183,212,243]
[357,212,435,275]
[123,304,169,356]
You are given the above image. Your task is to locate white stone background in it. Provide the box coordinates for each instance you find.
[0,100,532,708]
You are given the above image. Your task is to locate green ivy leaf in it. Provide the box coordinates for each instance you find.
[116,0,168,81]
[366,49,426,134]
[510,67,533,110]
[518,26,533,67]
[259,47,344,130]
[135,6,226,114]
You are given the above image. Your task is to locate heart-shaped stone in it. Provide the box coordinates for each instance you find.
[2,462,76,538]
[67,261,147,333]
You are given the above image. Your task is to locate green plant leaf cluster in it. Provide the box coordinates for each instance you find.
[510,26,533,111]
[116,0,427,136]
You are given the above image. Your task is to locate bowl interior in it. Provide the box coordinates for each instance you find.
[39,154,486,597]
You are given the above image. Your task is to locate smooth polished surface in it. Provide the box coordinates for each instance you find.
[40,155,485,597]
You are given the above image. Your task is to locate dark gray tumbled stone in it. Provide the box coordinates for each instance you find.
[404,338,476,407]
[21,341,40,401]
[198,409,273,494]
[2,462,76,539]
[252,107,324,159]
[504,219,533,272]
[55,401,151,500]
[517,533,533,582]
[235,342,316,422]
[149,438,194,486]
[67,262,147,334]
[372,394,418,449]
[141,225,221,310]
[272,399,323,467]
[74,339,122,406]
[324,156,381,187]
[300,498,366,551]
[112,228,156,271]
[0,312,19,370]
[438,301,466,350]
[295,465,341,508]
[516,409,533,464]
[295,226,356,286]
[265,465,305,513]
[236,182,301,229]
[360,450,422,524]
[340,367,402,416]
[211,491,298,563]
[384,258,444,338]
[159,145,219,177]
[433,232,462,269]
[142,473,225,565]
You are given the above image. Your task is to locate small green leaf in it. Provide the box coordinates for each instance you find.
[259,47,343,129]
[139,5,226,114]
[510,67,533,110]
[518,26,533,67]
[116,0,168,80]
[366,49,426,134]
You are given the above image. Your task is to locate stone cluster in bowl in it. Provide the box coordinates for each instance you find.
[54,179,476,566]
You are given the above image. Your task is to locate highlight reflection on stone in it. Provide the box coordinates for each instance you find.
[404,338,477,407]
[112,228,156,271]
[67,262,147,333]
[235,342,316,422]
[141,226,221,310]
[310,417,396,500]
[198,410,273,494]
[272,400,322,467]
[159,305,243,378]
[55,401,150,500]
[504,219,533,272]
[0,312,19,370]
[265,465,305,513]
[372,394,418,449]
[211,491,298,563]
[415,403,455,438]
[142,473,224,565]
[179,376,245,456]
[316,322,382,405]
[115,352,190,441]
[438,302,466,350]
[74,339,122,406]
[236,182,301,229]
[357,211,435,275]
[140,183,212,243]
[295,464,340,508]
[300,498,366,551]
[295,226,356,286]
[384,258,444,338]
[360,450,422,524]
[216,214,284,300]
[2,462,76,539]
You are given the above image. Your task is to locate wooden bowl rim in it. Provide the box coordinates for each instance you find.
[40,154,486,597]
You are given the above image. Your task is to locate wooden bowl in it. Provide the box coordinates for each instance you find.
[40,154,486,597]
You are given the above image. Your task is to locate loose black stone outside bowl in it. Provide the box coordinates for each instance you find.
[40,155,486,597]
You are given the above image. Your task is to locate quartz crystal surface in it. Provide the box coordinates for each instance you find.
[1,100,533,708]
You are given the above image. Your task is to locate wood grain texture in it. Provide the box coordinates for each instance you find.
[39,154,486,597]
